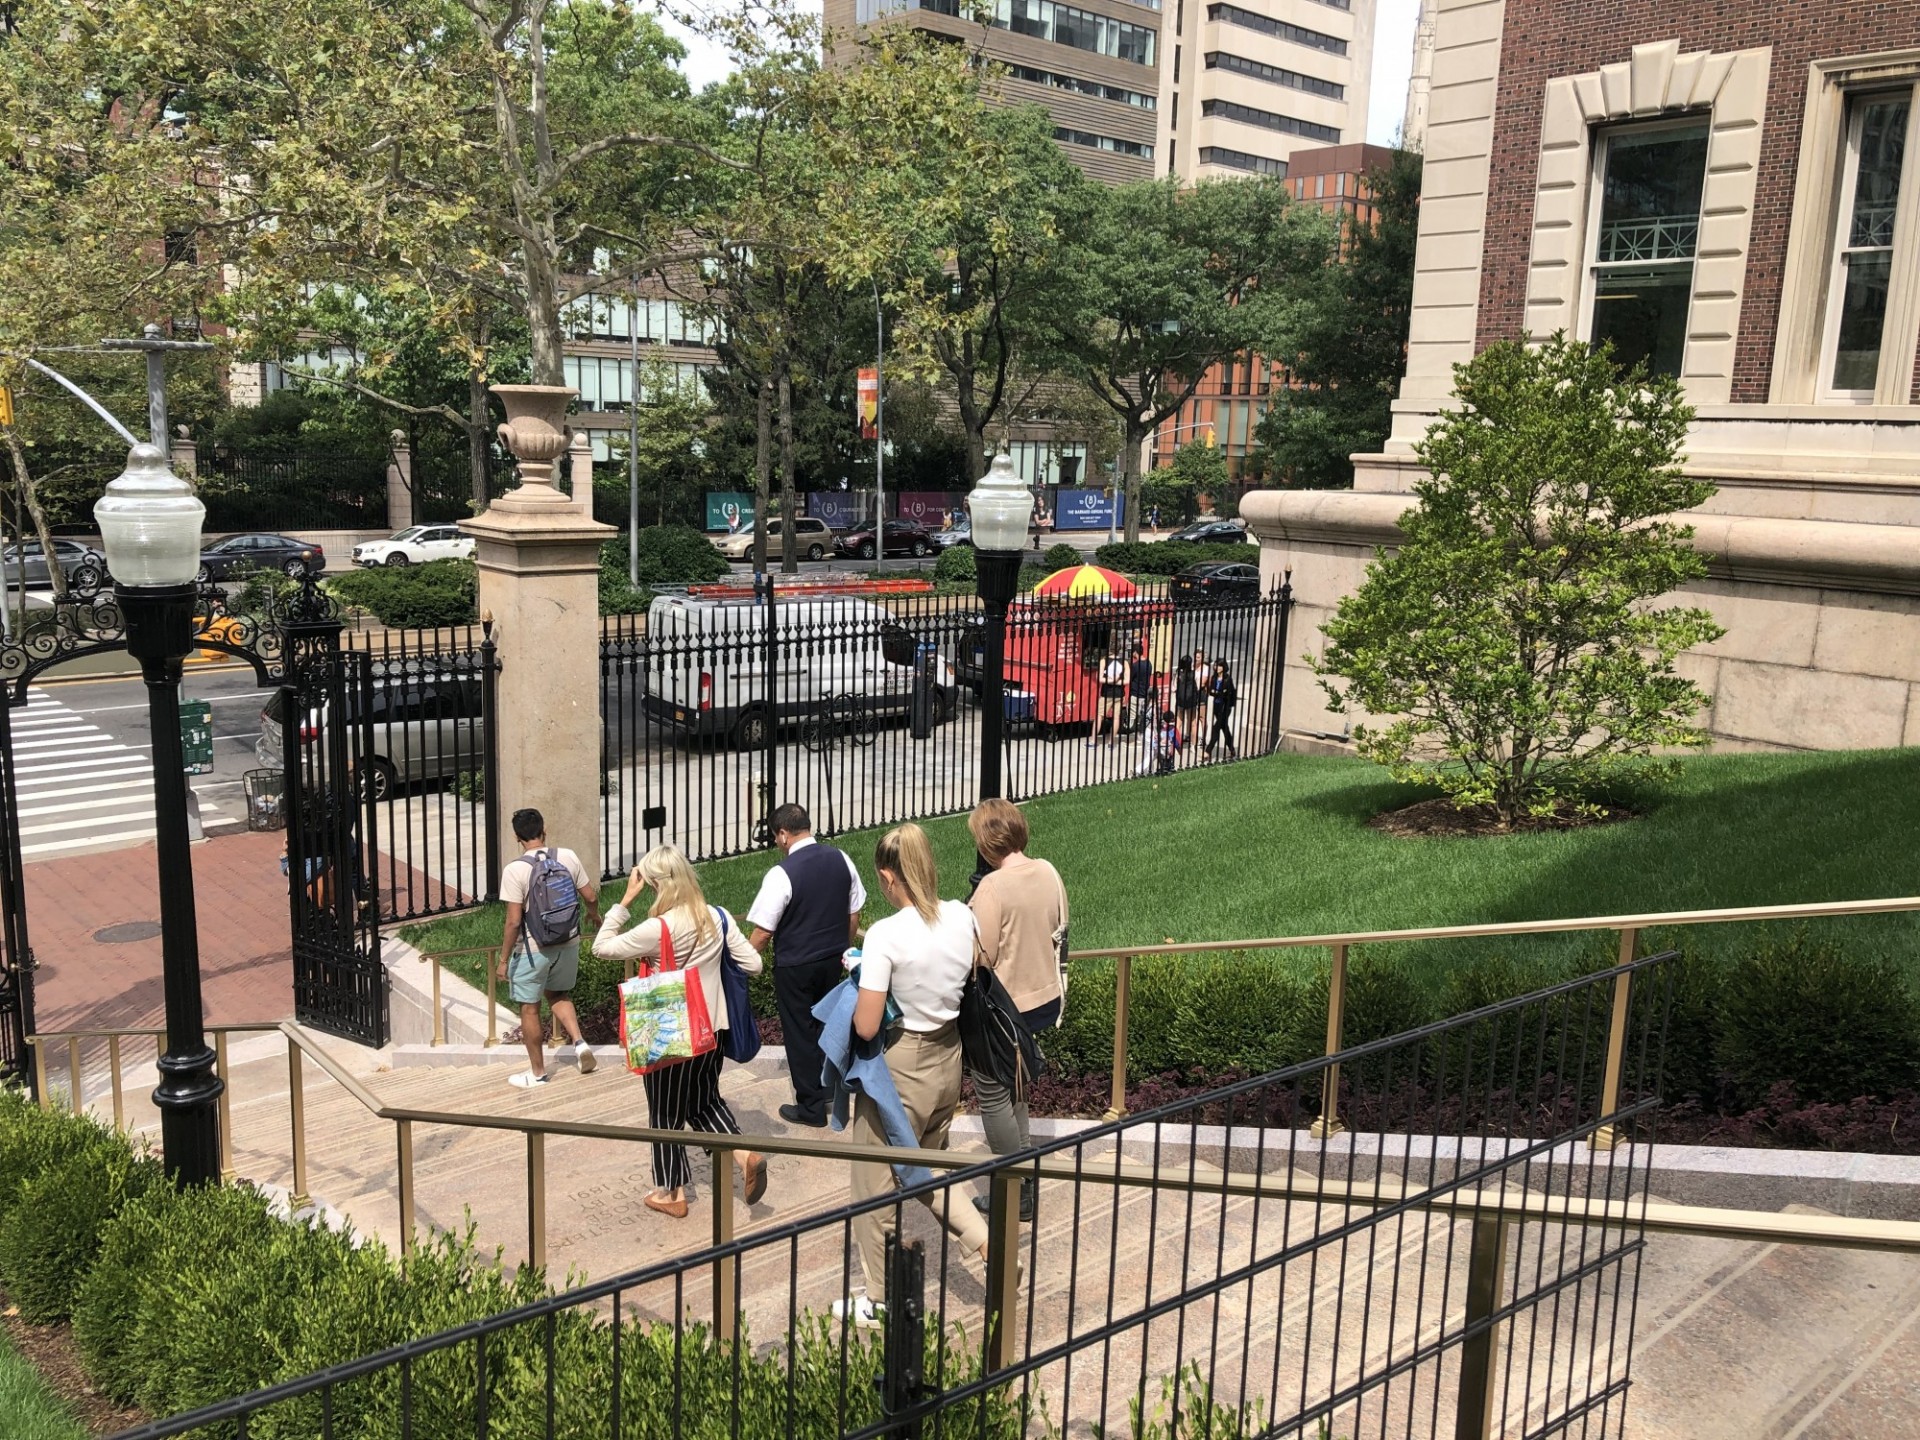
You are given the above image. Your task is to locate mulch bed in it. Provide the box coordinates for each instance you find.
[1,1295,144,1436]
[1369,796,1636,838]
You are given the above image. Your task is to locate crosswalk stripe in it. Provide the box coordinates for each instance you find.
[21,828,158,857]
[18,794,173,819]
[13,768,154,789]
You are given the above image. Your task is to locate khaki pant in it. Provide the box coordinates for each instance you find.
[849,1024,991,1298]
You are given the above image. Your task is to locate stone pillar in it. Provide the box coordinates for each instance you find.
[568,431,596,519]
[169,426,197,479]
[386,430,414,532]
[461,386,614,883]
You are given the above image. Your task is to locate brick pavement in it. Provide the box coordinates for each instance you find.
[23,829,299,1033]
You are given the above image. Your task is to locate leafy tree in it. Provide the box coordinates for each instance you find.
[1143,443,1226,526]
[1056,178,1333,542]
[597,361,715,532]
[1314,337,1725,827]
[1253,150,1422,490]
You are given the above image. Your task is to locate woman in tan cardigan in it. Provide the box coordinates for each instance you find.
[965,798,1068,1220]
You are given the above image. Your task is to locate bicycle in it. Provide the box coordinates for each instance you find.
[800,691,877,754]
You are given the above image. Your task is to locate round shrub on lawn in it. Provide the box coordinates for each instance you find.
[1170,953,1315,1075]
[621,524,729,589]
[1043,543,1082,574]
[326,558,478,628]
[0,1088,119,1219]
[0,1138,163,1323]
[934,545,977,584]
[1717,935,1920,1106]
[73,1182,182,1403]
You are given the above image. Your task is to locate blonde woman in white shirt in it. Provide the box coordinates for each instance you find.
[594,844,769,1219]
[840,823,992,1324]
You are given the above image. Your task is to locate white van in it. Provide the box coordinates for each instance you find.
[642,593,958,749]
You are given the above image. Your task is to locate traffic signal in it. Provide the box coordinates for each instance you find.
[0,386,13,427]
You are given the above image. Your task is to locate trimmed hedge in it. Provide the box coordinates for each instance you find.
[326,559,478,628]
[1093,540,1260,577]
[1041,543,1082,573]
[934,545,976,583]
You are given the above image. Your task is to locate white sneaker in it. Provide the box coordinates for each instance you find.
[508,1071,549,1089]
[576,1041,597,1074]
[830,1294,885,1329]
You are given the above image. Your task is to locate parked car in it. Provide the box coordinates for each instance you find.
[931,519,972,551]
[713,515,836,563]
[833,520,936,560]
[352,525,474,567]
[1165,519,1249,545]
[199,533,326,580]
[1173,561,1261,606]
[256,672,483,801]
[0,538,104,589]
[643,592,957,749]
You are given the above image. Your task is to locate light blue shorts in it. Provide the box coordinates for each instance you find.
[509,939,580,1005]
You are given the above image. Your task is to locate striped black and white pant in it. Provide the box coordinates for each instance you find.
[643,1048,742,1190]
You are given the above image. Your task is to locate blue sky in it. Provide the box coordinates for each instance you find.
[664,0,1423,147]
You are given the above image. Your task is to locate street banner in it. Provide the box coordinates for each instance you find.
[857,369,879,440]
[896,491,962,527]
[705,492,756,534]
[808,492,859,530]
[1053,487,1125,531]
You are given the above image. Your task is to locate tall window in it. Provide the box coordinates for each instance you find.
[1822,93,1909,398]
[1584,122,1709,379]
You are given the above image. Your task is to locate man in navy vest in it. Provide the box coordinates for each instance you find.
[747,803,866,1126]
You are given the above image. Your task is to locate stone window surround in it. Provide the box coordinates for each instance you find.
[1520,40,1772,407]
[1770,50,1920,408]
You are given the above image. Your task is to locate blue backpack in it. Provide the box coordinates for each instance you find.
[517,849,581,947]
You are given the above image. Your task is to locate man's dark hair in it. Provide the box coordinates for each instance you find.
[768,803,811,837]
[512,808,545,843]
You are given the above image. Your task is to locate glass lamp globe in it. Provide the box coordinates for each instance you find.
[93,442,205,586]
[966,449,1032,554]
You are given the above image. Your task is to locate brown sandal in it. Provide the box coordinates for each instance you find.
[740,1153,768,1206]
[644,1191,689,1219]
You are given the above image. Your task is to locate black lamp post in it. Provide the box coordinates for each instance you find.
[93,349,222,1187]
[967,450,1034,885]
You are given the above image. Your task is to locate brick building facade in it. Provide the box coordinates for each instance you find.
[1246,0,1920,755]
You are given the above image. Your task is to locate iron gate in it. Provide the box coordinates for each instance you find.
[281,621,388,1047]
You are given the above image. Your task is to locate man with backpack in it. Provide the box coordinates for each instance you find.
[497,807,602,1089]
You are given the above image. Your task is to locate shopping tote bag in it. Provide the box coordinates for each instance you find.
[618,920,716,1075]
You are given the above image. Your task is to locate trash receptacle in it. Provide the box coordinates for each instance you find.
[909,640,936,740]
[245,768,285,832]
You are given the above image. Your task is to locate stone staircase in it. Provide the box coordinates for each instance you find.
[74,1031,1920,1439]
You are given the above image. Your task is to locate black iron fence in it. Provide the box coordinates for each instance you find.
[602,579,1295,875]
[199,446,388,533]
[108,950,1674,1440]
[339,623,500,925]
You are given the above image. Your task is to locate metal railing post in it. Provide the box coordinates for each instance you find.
[430,959,444,1047]
[485,962,500,1048]
[287,1036,310,1209]
[215,1030,235,1180]
[983,1168,1023,1373]
[1452,1214,1511,1440]
[1591,927,1638,1152]
[31,1037,49,1111]
[881,1233,927,1439]
[480,615,502,901]
[67,1035,82,1114]
[397,1119,416,1257]
[108,1034,125,1128]
[1104,955,1133,1122]
[527,1131,547,1271]
[1311,943,1350,1140]
[710,1144,738,1342]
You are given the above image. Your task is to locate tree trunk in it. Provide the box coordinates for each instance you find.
[523,240,568,387]
[1120,417,1146,545]
[2,427,67,604]
[752,377,772,575]
[777,361,798,576]
[953,373,988,486]
[468,365,492,513]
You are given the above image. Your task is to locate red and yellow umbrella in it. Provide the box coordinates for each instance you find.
[1032,564,1138,600]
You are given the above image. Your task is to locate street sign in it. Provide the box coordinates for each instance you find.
[179,699,213,774]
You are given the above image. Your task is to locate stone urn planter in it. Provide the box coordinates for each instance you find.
[490,384,576,504]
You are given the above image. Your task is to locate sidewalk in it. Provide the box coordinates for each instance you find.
[23,829,298,1034]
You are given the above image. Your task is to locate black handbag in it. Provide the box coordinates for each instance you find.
[713,909,762,1065]
[958,938,1047,1103]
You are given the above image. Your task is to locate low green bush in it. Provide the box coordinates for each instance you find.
[0,1138,163,1322]
[233,565,302,618]
[624,525,730,588]
[326,559,478,628]
[1092,540,1259,578]
[934,545,976,584]
[0,1088,114,1217]
[1717,934,1920,1107]
[71,1183,177,1401]
[1042,543,1082,573]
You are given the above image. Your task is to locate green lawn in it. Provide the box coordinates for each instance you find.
[0,1328,87,1440]
[403,747,1920,1002]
